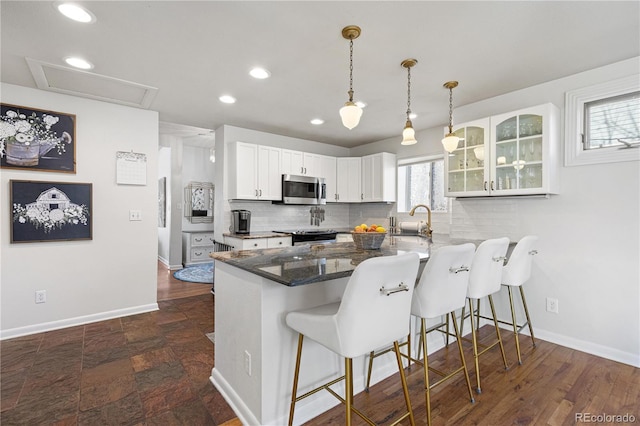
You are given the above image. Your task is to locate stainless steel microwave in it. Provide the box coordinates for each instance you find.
[280,174,326,205]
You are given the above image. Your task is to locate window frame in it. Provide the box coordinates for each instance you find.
[397,154,447,213]
[565,74,640,166]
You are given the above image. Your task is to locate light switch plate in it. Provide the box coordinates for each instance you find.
[129,210,142,221]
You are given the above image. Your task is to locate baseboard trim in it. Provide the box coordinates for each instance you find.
[210,368,260,426]
[0,303,159,340]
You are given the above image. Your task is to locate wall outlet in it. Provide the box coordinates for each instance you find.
[129,210,142,221]
[35,290,46,304]
[546,297,558,314]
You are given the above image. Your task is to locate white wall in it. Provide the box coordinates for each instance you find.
[157,146,171,265]
[0,83,159,338]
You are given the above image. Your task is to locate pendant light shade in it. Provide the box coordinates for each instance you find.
[340,26,363,130]
[442,81,460,153]
[340,101,363,130]
[400,59,418,145]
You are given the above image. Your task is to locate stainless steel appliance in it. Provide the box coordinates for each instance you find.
[279,174,326,205]
[231,209,251,234]
[273,229,337,245]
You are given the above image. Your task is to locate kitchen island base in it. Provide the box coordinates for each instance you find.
[209,261,407,425]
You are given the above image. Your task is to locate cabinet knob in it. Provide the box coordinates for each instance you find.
[254,243,258,247]
[484,181,488,191]
[490,180,495,191]
[278,241,282,245]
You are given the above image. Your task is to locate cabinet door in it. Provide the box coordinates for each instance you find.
[303,152,322,176]
[490,103,559,195]
[231,142,259,199]
[258,145,282,200]
[282,149,304,175]
[267,237,292,248]
[336,157,362,202]
[444,118,491,197]
[361,153,397,202]
[319,155,337,202]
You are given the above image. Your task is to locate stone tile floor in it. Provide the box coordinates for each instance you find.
[0,293,237,425]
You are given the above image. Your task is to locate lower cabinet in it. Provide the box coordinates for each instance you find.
[182,231,215,266]
[224,235,292,250]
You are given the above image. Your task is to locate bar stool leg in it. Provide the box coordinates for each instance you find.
[488,295,509,370]
[345,357,353,426]
[507,286,523,365]
[450,312,475,403]
[419,319,431,426]
[520,286,536,347]
[288,334,304,426]
[468,298,482,394]
[365,350,374,392]
[394,340,416,426]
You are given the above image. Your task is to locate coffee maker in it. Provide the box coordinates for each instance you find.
[231,209,251,234]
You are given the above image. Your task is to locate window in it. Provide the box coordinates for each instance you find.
[397,156,447,213]
[565,74,640,166]
[584,91,639,150]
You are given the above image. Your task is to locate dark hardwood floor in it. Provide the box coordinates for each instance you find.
[1,262,637,425]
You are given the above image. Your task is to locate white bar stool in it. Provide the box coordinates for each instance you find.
[463,237,510,394]
[501,235,539,364]
[285,252,421,426]
[409,243,476,426]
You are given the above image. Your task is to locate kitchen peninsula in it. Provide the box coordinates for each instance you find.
[209,235,442,425]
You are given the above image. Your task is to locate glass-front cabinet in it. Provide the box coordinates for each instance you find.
[445,118,490,197]
[445,103,559,197]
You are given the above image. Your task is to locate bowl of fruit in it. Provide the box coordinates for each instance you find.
[351,224,387,250]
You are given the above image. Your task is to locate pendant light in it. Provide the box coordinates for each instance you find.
[339,26,363,130]
[400,59,418,145]
[442,81,460,152]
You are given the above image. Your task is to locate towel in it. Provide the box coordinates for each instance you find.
[398,221,424,234]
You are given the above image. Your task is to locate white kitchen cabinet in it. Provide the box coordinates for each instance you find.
[182,231,215,266]
[224,235,292,250]
[361,152,397,202]
[318,155,337,203]
[335,157,362,202]
[228,142,281,200]
[281,149,322,176]
[445,103,560,197]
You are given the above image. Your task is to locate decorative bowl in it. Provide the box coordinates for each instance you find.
[351,232,386,250]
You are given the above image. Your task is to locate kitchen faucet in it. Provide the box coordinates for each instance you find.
[408,204,433,238]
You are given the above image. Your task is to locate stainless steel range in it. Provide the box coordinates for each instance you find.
[273,229,338,245]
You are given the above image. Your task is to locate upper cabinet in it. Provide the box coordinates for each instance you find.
[318,155,337,203]
[445,103,560,197]
[282,149,323,176]
[228,141,282,200]
[361,152,396,202]
[335,157,362,202]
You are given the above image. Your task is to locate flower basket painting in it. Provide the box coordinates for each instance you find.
[1,104,76,173]
[10,180,92,243]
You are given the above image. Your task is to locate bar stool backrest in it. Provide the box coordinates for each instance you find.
[502,235,539,287]
[467,237,510,299]
[337,252,420,358]
[411,243,476,318]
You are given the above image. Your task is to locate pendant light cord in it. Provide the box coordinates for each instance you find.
[448,86,454,133]
[348,38,354,102]
[406,66,412,120]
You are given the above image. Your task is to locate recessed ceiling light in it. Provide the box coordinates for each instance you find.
[56,3,96,23]
[249,67,271,79]
[310,119,324,125]
[355,101,367,108]
[64,56,93,70]
[219,95,236,104]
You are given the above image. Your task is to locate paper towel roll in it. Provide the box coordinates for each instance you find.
[398,221,423,234]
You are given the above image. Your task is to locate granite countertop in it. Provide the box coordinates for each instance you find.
[211,234,456,286]
[223,231,291,239]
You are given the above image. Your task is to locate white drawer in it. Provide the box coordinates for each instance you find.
[191,232,214,247]
[267,237,292,248]
[190,246,213,261]
[241,239,268,250]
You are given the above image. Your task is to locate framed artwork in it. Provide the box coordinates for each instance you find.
[1,103,76,173]
[10,180,92,243]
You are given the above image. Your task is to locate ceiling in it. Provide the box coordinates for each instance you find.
[2,1,639,149]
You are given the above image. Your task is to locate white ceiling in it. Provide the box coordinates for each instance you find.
[2,1,639,149]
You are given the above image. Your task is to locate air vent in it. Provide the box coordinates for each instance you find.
[26,58,158,109]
